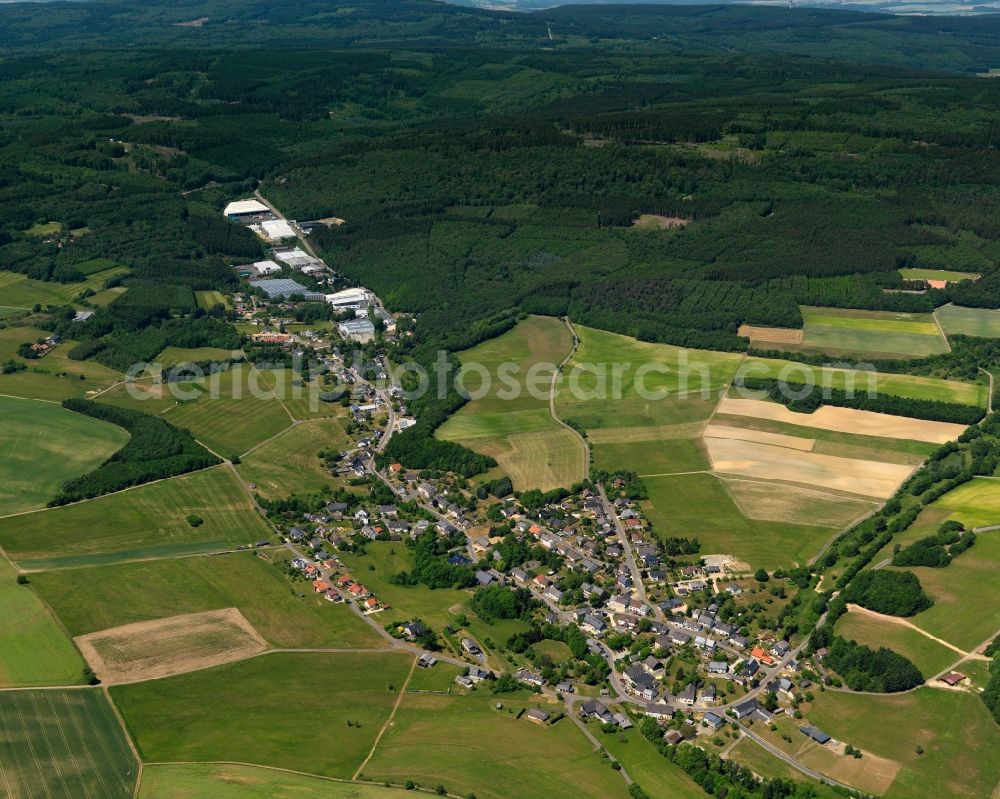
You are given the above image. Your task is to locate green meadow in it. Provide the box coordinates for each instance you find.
[0,325,124,401]
[739,356,986,407]
[642,473,837,569]
[361,691,630,799]
[935,304,1000,339]
[596,727,707,799]
[31,549,384,649]
[237,417,350,501]
[798,306,948,358]
[163,366,294,458]
[113,652,413,779]
[807,688,1000,799]
[0,394,128,516]
[0,558,86,687]
[138,764,407,799]
[834,609,957,678]
[0,466,270,570]
[891,525,1000,652]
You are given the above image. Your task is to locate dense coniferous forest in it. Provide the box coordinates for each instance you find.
[6,0,1000,474]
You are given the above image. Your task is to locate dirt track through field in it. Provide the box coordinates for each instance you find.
[75,608,267,684]
[704,423,815,451]
[844,604,987,660]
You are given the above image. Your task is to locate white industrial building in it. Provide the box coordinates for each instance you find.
[252,260,282,275]
[325,287,373,310]
[338,317,376,342]
[223,199,269,220]
[258,219,297,241]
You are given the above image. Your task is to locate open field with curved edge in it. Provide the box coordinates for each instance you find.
[0,466,271,571]
[887,523,1000,652]
[834,607,958,678]
[0,394,129,516]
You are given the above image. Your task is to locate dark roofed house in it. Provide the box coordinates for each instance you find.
[733,698,759,719]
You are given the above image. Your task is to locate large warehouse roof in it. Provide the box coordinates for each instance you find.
[253,278,309,298]
[224,199,269,216]
[260,219,296,240]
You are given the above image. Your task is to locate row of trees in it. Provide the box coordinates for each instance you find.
[739,377,986,425]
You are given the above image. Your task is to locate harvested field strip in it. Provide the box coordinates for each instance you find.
[585,420,707,444]
[705,437,913,499]
[704,424,815,451]
[738,324,803,344]
[0,689,137,799]
[811,438,926,466]
[717,398,966,443]
[711,413,938,459]
[75,608,268,684]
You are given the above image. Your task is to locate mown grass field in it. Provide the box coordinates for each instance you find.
[138,764,408,799]
[361,691,630,799]
[595,727,707,799]
[798,306,949,358]
[236,418,350,500]
[193,290,230,310]
[899,268,980,282]
[642,473,837,569]
[32,550,383,649]
[931,477,1000,528]
[437,316,585,491]
[163,367,293,458]
[0,558,86,687]
[555,325,740,476]
[935,304,1000,339]
[0,467,270,570]
[0,394,128,516]
[892,525,1000,652]
[806,687,1000,799]
[834,608,957,678]
[0,689,137,799]
[112,652,412,779]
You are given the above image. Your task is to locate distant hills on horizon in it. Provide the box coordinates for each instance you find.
[446,0,1000,16]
